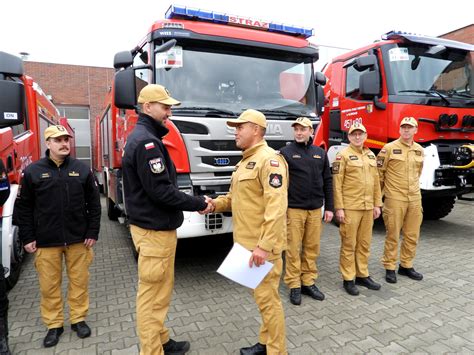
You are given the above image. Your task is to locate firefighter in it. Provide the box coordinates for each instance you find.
[279,117,333,305]
[122,84,212,355]
[377,117,424,283]
[17,125,101,348]
[332,123,382,296]
[0,159,11,355]
[208,109,288,355]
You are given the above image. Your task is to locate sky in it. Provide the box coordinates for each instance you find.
[1,0,472,71]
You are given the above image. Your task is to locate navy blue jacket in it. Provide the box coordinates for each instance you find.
[122,113,207,231]
[280,140,334,211]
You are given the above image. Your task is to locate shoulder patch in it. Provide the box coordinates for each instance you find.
[145,142,155,150]
[336,155,342,161]
[332,162,340,174]
[380,149,387,154]
[269,173,283,188]
[270,159,279,167]
[149,157,165,174]
[377,157,385,167]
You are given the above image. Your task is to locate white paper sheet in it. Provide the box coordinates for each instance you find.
[217,243,273,289]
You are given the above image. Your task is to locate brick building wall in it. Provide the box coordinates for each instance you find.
[24,62,114,166]
[439,24,474,44]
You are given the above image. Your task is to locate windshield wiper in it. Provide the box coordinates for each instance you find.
[446,91,474,99]
[398,89,451,106]
[173,106,237,117]
[253,109,302,118]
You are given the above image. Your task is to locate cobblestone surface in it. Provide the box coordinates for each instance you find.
[7,198,474,354]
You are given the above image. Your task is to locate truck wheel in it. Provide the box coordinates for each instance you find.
[107,197,119,221]
[6,225,24,290]
[422,196,456,220]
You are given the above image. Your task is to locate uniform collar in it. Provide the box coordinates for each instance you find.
[349,144,366,154]
[138,113,169,139]
[397,137,414,148]
[242,140,267,159]
[45,149,69,167]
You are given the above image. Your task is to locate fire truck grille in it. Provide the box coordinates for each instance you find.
[200,140,289,151]
[205,213,223,230]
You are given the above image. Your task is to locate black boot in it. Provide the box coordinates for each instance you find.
[289,288,301,305]
[43,327,64,348]
[355,276,381,290]
[385,270,397,283]
[343,280,359,296]
[240,342,266,355]
[398,266,423,280]
[301,284,325,301]
[162,338,191,355]
[0,316,10,355]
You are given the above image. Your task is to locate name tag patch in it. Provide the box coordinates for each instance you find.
[149,157,165,174]
[313,154,321,159]
[349,155,358,160]
[68,171,80,177]
[393,149,402,154]
[40,173,51,179]
[415,150,422,156]
[269,173,282,188]
[246,162,256,169]
[292,154,301,159]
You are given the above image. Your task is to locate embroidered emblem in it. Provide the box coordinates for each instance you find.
[349,155,358,160]
[246,162,256,169]
[40,173,51,179]
[269,174,282,188]
[145,142,155,150]
[377,157,385,167]
[415,151,422,156]
[292,154,301,159]
[368,155,375,159]
[313,154,321,159]
[332,162,340,174]
[149,157,165,174]
[68,171,80,177]
[270,160,279,167]
[336,155,342,161]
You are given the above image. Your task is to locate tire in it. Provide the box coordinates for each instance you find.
[422,196,456,220]
[6,225,24,290]
[106,197,120,221]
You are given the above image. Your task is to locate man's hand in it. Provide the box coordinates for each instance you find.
[324,210,334,223]
[24,241,37,253]
[335,209,345,224]
[199,195,215,214]
[84,238,96,248]
[249,247,269,268]
[373,206,382,219]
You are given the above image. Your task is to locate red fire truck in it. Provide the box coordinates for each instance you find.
[315,31,474,219]
[0,51,75,288]
[94,5,326,238]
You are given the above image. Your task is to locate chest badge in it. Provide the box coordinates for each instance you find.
[349,155,358,160]
[149,157,165,174]
[68,171,80,177]
[40,173,51,179]
[292,154,301,159]
[313,154,321,159]
[246,162,256,169]
[393,149,402,154]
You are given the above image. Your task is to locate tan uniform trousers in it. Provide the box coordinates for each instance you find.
[254,257,287,355]
[284,208,322,288]
[34,242,93,328]
[382,198,423,270]
[131,225,177,355]
[339,209,374,281]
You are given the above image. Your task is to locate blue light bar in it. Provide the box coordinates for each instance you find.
[165,5,314,38]
[382,30,474,52]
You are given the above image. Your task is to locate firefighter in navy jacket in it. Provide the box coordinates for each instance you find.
[17,125,100,348]
[122,84,210,355]
[279,117,334,306]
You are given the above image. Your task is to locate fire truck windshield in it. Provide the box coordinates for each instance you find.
[154,44,317,118]
[383,43,474,107]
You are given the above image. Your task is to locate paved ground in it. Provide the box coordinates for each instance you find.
[7,198,474,354]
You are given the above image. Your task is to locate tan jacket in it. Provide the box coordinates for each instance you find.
[332,144,382,211]
[377,138,424,201]
[214,140,288,260]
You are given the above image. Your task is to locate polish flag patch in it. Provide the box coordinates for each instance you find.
[270,160,279,167]
[145,142,155,150]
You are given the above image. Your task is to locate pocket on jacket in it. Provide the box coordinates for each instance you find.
[138,245,173,284]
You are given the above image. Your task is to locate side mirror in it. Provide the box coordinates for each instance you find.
[113,51,133,69]
[354,55,377,72]
[0,51,24,77]
[0,80,25,128]
[155,39,177,54]
[359,71,380,97]
[315,72,327,86]
[315,85,325,116]
[114,69,137,109]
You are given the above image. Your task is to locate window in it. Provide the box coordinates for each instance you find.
[345,61,370,97]
[58,105,91,166]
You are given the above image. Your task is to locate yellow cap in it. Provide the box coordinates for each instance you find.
[348,122,367,134]
[227,109,267,128]
[44,125,72,141]
[137,84,180,105]
[400,116,418,127]
[291,117,314,129]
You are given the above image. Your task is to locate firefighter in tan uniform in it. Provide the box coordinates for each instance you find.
[209,109,288,355]
[332,123,383,296]
[377,117,424,284]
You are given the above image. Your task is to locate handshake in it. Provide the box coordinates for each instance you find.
[199,195,216,215]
